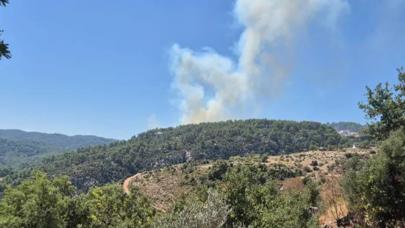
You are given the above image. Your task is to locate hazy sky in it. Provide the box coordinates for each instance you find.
[0,0,404,139]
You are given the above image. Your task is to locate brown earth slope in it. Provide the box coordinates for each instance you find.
[123,148,371,227]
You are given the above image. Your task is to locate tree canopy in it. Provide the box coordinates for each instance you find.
[0,130,115,169]
[0,172,155,228]
[343,130,405,227]
[343,68,405,226]
[359,68,405,140]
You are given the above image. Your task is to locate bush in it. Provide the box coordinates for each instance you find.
[309,145,319,151]
[153,189,229,228]
[0,172,155,228]
[344,153,353,158]
[208,161,229,181]
[0,171,80,228]
[84,185,154,227]
[342,130,405,226]
[310,160,318,166]
[327,164,335,172]
[220,164,319,227]
[304,166,312,173]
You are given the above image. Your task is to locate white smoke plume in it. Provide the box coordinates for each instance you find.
[170,0,349,124]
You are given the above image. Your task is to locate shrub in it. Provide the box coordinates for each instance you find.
[218,164,319,227]
[344,153,353,158]
[208,161,229,181]
[327,164,335,172]
[304,166,312,173]
[342,130,405,226]
[153,189,229,228]
[84,184,154,227]
[261,155,268,163]
[310,160,318,166]
[0,172,155,228]
[0,172,79,228]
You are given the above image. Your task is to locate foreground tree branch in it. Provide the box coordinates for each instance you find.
[0,0,11,60]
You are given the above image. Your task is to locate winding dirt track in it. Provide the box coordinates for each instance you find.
[123,173,142,194]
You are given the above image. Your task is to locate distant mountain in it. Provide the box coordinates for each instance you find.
[0,129,116,168]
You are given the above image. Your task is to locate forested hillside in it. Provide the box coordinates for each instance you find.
[0,129,116,151]
[0,138,50,168]
[38,119,344,190]
[0,129,115,168]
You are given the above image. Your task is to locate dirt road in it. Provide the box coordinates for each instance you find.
[123,173,142,194]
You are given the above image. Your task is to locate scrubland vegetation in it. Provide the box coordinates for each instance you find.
[0,1,404,224]
[0,70,403,227]
[0,69,403,228]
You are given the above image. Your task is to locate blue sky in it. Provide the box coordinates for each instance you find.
[0,0,404,139]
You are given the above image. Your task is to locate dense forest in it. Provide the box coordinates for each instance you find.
[0,138,49,168]
[37,120,343,190]
[0,129,116,151]
[0,129,115,168]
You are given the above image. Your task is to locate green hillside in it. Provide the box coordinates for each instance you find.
[38,119,344,190]
[0,129,116,168]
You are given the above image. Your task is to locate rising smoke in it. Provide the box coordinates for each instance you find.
[170,0,349,124]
